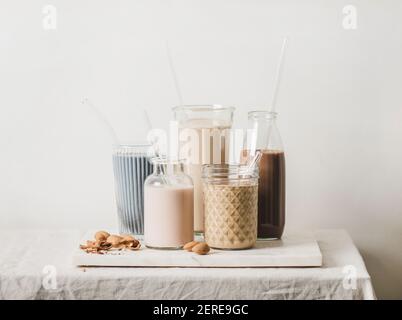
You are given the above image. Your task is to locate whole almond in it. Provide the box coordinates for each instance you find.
[192,242,210,255]
[183,241,199,251]
[95,231,110,242]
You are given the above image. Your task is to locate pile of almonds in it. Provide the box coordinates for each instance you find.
[80,231,211,256]
[80,231,141,254]
[183,241,210,255]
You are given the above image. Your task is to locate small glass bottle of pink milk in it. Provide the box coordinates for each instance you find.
[144,158,194,249]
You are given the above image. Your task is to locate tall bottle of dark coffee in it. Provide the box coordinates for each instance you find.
[248,111,285,239]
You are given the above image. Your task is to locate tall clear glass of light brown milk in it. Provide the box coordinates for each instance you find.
[173,105,235,233]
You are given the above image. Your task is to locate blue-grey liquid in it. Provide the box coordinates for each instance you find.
[112,154,152,235]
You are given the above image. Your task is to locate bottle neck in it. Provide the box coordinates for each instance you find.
[248,111,284,152]
[153,161,185,176]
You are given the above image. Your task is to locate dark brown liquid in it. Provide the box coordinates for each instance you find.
[258,150,285,239]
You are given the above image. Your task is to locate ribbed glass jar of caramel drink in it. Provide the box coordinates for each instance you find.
[202,165,258,249]
[248,111,285,239]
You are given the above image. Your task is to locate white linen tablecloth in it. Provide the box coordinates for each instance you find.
[0,229,375,300]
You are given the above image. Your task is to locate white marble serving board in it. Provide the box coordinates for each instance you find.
[72,231,322,268]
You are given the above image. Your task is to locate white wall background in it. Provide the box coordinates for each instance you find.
[0,0,401,299]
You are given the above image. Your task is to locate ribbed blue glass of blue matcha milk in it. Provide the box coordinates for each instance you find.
[112,144,153,235]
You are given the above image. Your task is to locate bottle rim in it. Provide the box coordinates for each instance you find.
[150,156,186,165]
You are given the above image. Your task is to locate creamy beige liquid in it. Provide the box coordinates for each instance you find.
[178,119,230,232]
[144,185,194,248]
[203,183,258,249]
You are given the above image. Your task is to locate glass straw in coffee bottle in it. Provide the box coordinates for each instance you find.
[248,37,288,239]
